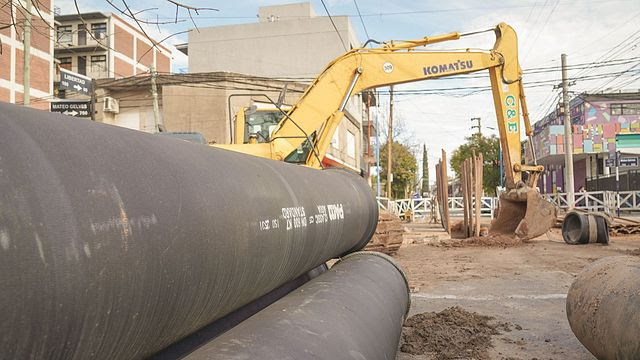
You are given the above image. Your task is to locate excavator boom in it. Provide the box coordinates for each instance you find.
[216,22,557,240]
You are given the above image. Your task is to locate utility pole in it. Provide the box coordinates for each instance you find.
[90,79,96,121]
[386,85,394,198]
[366,92,372,180]
[150,65,162,132]
[561,54,575,208]
[470,117,481,136]
[375,92,381,198]
[22,0,32,106]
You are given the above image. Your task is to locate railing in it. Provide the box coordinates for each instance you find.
[379,196,496,220]
[544,191,613,214]
[379,190,640,221]
[543,190,640,215]
[448,196,496,218]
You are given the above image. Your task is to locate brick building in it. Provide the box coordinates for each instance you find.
[0,0,55,110]
[54,12,172,80]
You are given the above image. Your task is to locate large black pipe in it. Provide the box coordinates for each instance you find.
[0,103,377,359]
[562,212,609,245]
[566,256,640,359]
[183,251,410,360]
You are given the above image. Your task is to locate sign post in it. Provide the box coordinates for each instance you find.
[50,101,91,117]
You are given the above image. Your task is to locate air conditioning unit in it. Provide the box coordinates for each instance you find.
[103,96,119,114]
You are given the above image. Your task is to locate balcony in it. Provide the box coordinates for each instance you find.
[55,31,109,54]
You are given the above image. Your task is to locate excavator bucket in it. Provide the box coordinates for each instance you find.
[489,186,557,241]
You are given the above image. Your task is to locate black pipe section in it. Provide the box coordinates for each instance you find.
[183,251,410,360]
[0,103,377,359]
[562,212,609,245]
[151,264,328,359]
[566,256,640,359]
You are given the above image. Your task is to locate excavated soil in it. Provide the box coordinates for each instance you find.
[453,234,527,247]
[400,306,513,359]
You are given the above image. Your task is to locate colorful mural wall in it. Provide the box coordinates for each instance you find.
[528,95,640,161]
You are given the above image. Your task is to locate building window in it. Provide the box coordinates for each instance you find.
[347,130,356,158]
[59,57,72,70]
[91,55,107,72]
[611,103,640,115]
[597,158,604,176]
[611,104,622,115]
[91,23,107,39]
[622,103,640,115]
[56,25,72,43]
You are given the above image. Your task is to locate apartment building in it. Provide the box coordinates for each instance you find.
[0,0,55,110]
[54,12,172,80]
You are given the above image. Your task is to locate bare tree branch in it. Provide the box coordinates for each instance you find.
[165,0,218,32]
[135,29,191,67]
[104,0,184,25]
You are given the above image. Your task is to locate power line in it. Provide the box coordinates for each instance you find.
[523,0,559,60]
[143,0,637,21]
[573,28,640,79]
[352,0,370,42]
[319,0,347,52]
[590,61,640,93]
[568,10,640,57]
[521,0,549,59]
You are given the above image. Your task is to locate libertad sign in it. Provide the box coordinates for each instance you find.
[59,68,92,96]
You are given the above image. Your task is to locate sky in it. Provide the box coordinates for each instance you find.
[56,0,640,186]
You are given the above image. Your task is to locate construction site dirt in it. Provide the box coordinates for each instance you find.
[395,221,640,360]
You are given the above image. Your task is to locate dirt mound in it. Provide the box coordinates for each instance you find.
[400,306,512,359]
[429,233,528,248]
[623,248,640,256]
[459,234,527,247]
[366,211,404,255]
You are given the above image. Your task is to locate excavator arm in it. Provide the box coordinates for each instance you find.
[216,22,556,240]
[218,23,536,188]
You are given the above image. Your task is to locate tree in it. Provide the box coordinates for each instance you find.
[450,134,501,195]
[421,144,429,195]
[380,141,417,199]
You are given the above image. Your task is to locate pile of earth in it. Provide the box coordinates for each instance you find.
[400,306,512,359]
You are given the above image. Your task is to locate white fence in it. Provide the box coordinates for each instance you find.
[380,190,640,221]
[379,196,496,220]
[544,190,640,214]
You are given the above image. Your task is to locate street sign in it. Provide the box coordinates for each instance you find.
[51,101,91,117]
[620,157,639,167]
[59,68,92,96]
[605,158,615,167]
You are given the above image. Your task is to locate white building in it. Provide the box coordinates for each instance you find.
[179,2,365,172]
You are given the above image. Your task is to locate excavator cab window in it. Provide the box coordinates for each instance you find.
[244,110,281,143]
[284,133,317,164]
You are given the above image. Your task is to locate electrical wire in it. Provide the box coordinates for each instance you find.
[319,0,347,52]
[523,0,559,60]
[352,0,370,42]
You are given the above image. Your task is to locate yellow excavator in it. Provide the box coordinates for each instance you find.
[216,22,557,240]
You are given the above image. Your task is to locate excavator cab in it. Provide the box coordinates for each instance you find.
[234,106,283,144]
